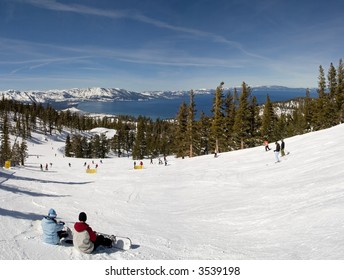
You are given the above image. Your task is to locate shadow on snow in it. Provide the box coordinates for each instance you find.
[8,174,93,185]
[0,183,70,197]
[0,207,44,221]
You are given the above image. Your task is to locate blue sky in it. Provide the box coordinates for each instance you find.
[0,0,343,91]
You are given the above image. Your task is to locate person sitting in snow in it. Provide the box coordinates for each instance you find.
[73,212,112,254]
[41,208,68,245]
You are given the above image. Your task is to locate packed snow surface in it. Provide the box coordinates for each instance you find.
[1,125,344,260]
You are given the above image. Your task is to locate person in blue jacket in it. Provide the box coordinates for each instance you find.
[41,208,68,245]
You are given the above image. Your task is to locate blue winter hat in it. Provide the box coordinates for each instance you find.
[48,208,57,218]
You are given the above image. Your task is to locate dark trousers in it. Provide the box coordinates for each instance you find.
[94,235,112,250]
[57,230,69,239]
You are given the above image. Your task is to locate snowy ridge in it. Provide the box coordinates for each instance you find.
[0,86,313,104]
[1,123,344,260]
[1,87,207,103]
[1,88,156,103]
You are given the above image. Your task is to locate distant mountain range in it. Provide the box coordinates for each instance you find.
[0,86,315,105]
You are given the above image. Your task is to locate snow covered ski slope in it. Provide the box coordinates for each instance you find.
[1,124,344,260]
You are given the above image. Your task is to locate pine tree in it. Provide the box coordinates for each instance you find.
[328,63,337,99]
[124,124,135,156]
[174,101,188,158]
[223,89,236,151]
[290,99,307,135]
[0,113,11,166]
[73,135,83,158]
[233,82,252,149]
[327,63,338,125]
[303,88,314,131]
[11,142,21,166]
[211,82,225,154]
[248,95,261,146]
[99,133,109,158]
[187,90,196,157]
[91,134,101,158]
[81,136,90,158]
[145,118,156,158]
[261,94,277,140]
[314,65,330,129]
[24,112,31,138]
[20,140,28,165]
[112,120,124,157]
[336,58,344,122]
[198,112,211,155]
[65,134,72,157]
[132,116,147,160]
[157,119,173,157]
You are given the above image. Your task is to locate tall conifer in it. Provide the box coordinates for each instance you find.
[198,112,211,155]
[211,82,225,154]
[223,89,236,151]
[187,90,196,157]
[336,58,344,122]
[0,113,11,166]
[132,116,146,160]
[175,101,188,158]
[314,65,329,129]
[233,82,251,149]
[261,95,276,140]
[303,88,314,131]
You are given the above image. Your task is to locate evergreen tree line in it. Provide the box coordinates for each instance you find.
[174,59,344,157]
[64,115,175,160]
[1,59,343,163]
[0,112,28,166]
[0,96,138,164]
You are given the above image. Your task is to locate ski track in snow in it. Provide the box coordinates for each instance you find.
[1,124,344,259]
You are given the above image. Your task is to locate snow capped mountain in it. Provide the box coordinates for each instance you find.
[0,87,218,105]
[0,86,314,105]
[0,88,157,104]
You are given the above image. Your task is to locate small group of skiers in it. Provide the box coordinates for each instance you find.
[133,161,144,168]
[84,161,101,169]
[40,163,50,171]
[135,156,168,168]
[41,209,113,254]
[158,156,167,166]
[264,139,286,163]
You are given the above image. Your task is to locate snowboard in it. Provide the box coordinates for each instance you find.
[61,239,73,246]
[99,233,132,251]
[60,226,73,246]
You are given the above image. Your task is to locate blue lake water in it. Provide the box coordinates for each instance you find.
[76,89,317,119]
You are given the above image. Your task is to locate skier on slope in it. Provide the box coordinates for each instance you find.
[281,139,286,157]
[73,212,112,254]
[263,140,271,151]
[274,141,281,163]
[41,209,69,245]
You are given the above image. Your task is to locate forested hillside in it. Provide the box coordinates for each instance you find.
[1,59,343,164]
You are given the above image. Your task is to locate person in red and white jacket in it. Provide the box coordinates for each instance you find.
[73,212,112,254]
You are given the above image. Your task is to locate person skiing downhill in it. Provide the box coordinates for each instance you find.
[264,140,271,151]
[41,208,68,245]
[274,141,281,163]
[73,212,112,254]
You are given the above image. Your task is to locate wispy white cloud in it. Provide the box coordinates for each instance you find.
[20,0,127,18]
[17,0,265,60]
[0,37,95,71]
[0,36,250,70]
